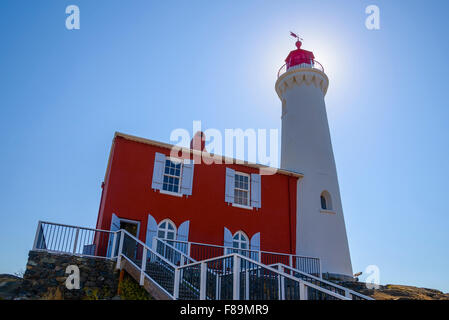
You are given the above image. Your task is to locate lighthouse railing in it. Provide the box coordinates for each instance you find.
[277,60,324,78]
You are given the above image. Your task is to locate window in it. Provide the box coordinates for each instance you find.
[232,231,249,250]
[234,172,250,206]
[158,219,176,240]
[162,159,182,193]
[320,191,333,211]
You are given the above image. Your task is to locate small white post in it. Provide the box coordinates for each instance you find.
[200,262,207,300]
[33,221,43,250]
[187,242,191,257]
[174,268,180,299]
[116,231,125,270]
[258,251,262,263]
[140,247,147,286]
[319,259,323,279]
[152,237,158,252]
[215,274,220,299]
[111,232,118,259]
[73,227,80,254]
[299,280,308,300]
[279,275,285,300]
[289,255,293,268]
[233,255,240,300]
[345,289,351,299]
[245,271,249,300]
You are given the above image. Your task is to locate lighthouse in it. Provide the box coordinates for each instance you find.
[275,38,353,278]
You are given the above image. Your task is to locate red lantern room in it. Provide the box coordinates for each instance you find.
[284,40,315,69]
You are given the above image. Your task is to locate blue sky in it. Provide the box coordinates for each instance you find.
[1,0,448,292]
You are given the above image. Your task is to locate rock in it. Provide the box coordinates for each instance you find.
[0,275,24,300]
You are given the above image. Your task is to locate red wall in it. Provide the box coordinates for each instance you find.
[97,135,298,254]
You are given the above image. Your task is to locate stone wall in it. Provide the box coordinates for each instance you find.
[18,250,119,300]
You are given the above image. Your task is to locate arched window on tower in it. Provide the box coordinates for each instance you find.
[320,191,332,211]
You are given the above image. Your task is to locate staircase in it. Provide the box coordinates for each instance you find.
[32,221,373,300]
[116,230,373,300]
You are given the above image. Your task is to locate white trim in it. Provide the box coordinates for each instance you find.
[116,217,141,238]
[234,171,250,206]
[231,203,253,210]
[159,189,183,197]
[161,156,184,195]
[158,219,177,240]
[320,209,336,215]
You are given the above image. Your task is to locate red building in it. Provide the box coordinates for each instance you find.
[96,132,301,260]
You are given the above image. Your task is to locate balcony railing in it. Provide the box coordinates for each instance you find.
[155,238,321,278]
[277,60,324,78]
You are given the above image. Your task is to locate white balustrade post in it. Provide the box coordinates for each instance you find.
[187,242,191,257]
[33,221,43,250]
[116,231,125,270]
[289,255,293,268]
[345,289,351,299]
[215,274,220,299]
[174,268,180,300]
[299,280,308,300]
[140,247,147,286]
[200,262,207,300]
[111,232,118,259]
[152,237,158,252]
[319,259,323,279]
[233,255,240,300]
[73,227,80,254]
[279,275,285,300]
[245,271,249,300]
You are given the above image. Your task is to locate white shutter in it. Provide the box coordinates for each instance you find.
[145,213,158,248]
[107,213,121,257]
[251,173,261,208]
[224,227,233,254]
[151,152,166,191]
[180,160,194,196]
[225,168,235,203]
[250,232,260,251]
[177,220,190,242]
[250,232,261,261]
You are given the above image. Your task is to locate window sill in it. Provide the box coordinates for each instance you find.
[159,189,183,197]
[320,209,336,215]
[232,203,254,210]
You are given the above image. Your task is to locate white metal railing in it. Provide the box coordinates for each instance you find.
[32,222,364,300]
[162,238,321,277]
[271,263,374,300]
[277,60,325,78]
[33,221,119,259]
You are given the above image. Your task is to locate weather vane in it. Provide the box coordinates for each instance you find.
[290,31,303,41]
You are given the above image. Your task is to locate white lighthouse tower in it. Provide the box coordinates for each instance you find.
[275,37,353,278]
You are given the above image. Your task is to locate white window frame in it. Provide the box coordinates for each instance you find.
[232,231,249,250]
[233,171,251,208]
[157,219,177,240]
[160,157,184,197]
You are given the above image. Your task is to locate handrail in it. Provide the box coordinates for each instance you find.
[153,237,196,265]
[177,253,348,300]
[270,263,374,300]
[164,238,320,261]
[37,220,115,234]
[119,229,178,269]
